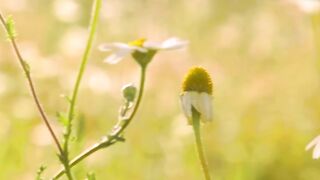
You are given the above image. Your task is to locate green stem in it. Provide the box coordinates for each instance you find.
[53,67,147,179]
[192,108,211,180]
[62,0,102,179]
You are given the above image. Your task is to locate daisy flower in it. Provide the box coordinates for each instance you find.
[99,37,188,64]
[180,66,213,125]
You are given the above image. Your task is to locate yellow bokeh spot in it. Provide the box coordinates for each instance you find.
[182,66,213,95]
[128,38,146,47]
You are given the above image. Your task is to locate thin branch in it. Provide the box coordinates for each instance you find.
[0,12,63,155]
[192,108,211,180]
[61,0,102,178]
[53,67,147,179]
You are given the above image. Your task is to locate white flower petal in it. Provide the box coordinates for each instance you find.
[306,135,320,151]
[187,92,213,123]
[99,42,134,52]
[143,41,164,50]
[199,93,213,123]
[314,140,320,159]
[104,50,131,64]
[189,92,202,114]
[161,37,189,50]
[133,46,148,53]
[180,93,193,124]
[144,37,188,50]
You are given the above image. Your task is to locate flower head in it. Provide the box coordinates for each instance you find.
[180,67,213,124]
[306,135,320,159]
[99,37,188,65]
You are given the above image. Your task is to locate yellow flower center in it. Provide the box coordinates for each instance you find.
[128,38,146,47]
[182,66,213,95]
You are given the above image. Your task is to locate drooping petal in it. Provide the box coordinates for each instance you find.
[180,93,193,124]
[188,92,213,123]
[189,91,202,115]
[199,93,213,123]
[306,135,320,151]
[104,49,132,64]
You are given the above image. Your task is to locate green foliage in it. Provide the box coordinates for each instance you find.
[22,60,30,74]
[56,112,68,127]
[1,0,320,180]
[5,16,16,39]
[86,172,96,180]
[35,165,46,180]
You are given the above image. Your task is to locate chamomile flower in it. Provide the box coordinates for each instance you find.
[306,135,320,159]
[99,37,188,64]
[180,67,213,125]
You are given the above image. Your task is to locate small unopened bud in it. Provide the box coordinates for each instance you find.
[122,83,137,102]
[180,66,213,124]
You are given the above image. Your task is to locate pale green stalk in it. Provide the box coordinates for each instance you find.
[62,0,102,179]
[192,108,212,180]
[53,67,147,179]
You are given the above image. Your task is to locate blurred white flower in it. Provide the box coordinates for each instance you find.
[87,69,111,94]
[180,67,213,124]
[53,0,80,23]
[99,37,188,64]
[31,124,54,146]
[59,27,87,57]
[306,135,320,159]
[291,0,320,14]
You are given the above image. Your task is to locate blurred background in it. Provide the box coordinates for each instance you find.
[1,0,320,179]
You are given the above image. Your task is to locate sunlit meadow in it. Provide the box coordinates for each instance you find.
[1,0,320,179]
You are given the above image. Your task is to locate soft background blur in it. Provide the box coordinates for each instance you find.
[1,0,320,179]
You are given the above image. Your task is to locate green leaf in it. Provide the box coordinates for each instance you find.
[86,172,96,180]
[56,112,68,127]
[60,94,72,104]
[22,60,31,74]
[75,114,85,141]
[5,15,17,39]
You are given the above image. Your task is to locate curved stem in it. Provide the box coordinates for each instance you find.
[192,108,211,180]
[52,67,147,179]
[0,12,63,155]
[61,0,102,178]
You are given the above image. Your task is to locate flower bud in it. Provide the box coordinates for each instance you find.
[180,66,213,124]
[122,83,137,102]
